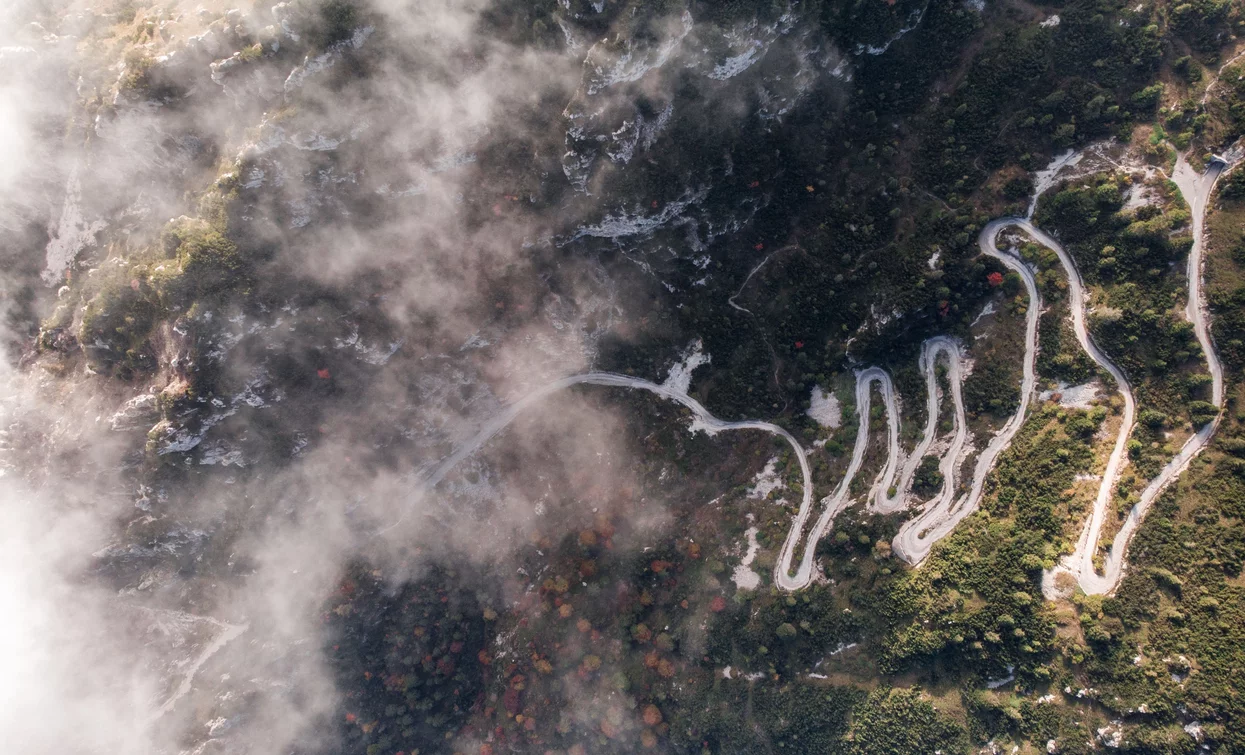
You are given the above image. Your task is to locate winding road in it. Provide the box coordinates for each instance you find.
[1005,217,1138,597]
[890,222,1043,563]
[149,611,248,721]
[868,338,966,518]
[379,370,828,590]
[1042,151,1231,595]
[774,366,898,590]
[1058,152,1231,594]
[397,148,1232,597]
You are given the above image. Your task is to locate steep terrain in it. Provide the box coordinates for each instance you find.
[3,1,1245,754]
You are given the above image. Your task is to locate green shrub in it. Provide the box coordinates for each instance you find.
[1131,84,1163,112]
[912,455,944,497]
[1220,170,1245,202]
[314,0,362,48]
[845,688,967,755]
[78,282,159,376]
[1218,437,1245,456]
[118,49,154,93]
[1189,400,1219,425]
[151,218,245,310]
[238,43,264,63]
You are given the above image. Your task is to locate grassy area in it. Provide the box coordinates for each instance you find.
[1206,179,1245,373]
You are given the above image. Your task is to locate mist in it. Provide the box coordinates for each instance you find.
[0,0,848,752]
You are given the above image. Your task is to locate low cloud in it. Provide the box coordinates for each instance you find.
[0,1,847,752]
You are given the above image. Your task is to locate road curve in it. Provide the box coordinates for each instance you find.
[892,221,1043,564]
[1007,218,1138,595]
[1173,154,1226,408]
[873,337,967,515]
[408,373,812,498]
[1063,155,1231,593]
[860,368,903,515]
[774,368,899,589]
[886,337,969,555]
[1041,153,1231,595]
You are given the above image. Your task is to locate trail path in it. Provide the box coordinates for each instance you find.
[728,249,780,314]
[147,610,248,721]
[1200,48,1245,107]
[726,244,800,401]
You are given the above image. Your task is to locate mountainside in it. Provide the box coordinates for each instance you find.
[2,0,1245,753]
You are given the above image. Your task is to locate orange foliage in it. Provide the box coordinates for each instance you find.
[642,704,663,726]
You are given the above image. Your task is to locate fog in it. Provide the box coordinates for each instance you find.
[0,1,844,752]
